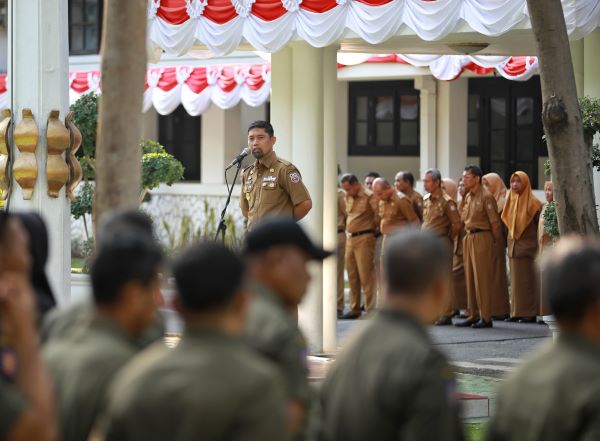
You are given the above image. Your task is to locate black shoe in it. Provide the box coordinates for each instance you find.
[504,316,520,322]
[434,316,453,326]
[450,310,461,318]
[455,318,479,327]
[360,305,365,312]
[341,311,361,320]
[472,319,493,329]
[536,318,546,325]
[492,315,509,321]
[518,317,536,323]
[337,310,344,319]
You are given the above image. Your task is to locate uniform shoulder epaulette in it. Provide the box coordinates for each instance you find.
[276,157,293,167]
[423,193,431,201]
[242,163,254,174]
[442,193,454,202]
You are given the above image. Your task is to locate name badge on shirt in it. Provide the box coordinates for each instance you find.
[263,176,277,183]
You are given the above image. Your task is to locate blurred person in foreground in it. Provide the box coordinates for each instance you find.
[41,209,163,346]
[487,236,600,441]
[0,211,56,441]
[244,217,332,440]
[43,227,164,441]
[92,242,287,441]
[320,230,464,441]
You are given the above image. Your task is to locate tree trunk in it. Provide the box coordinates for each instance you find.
[527,0,599,235]
[94,0,146,225]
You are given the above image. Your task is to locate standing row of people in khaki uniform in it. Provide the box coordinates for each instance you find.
[337,164,555,329]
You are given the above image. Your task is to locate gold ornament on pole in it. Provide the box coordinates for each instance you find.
[45,110,70,198]
[0,109,12,200]
[65,111,83,201]
[13,108,38,200]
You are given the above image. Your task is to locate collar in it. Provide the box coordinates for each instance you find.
[183,326,236,343]
[89,313,138,346]
[253,282,292,314]
[258,150,277,169]
[429,188,443,200]
[557,332,600,360]
[377,308,429,339]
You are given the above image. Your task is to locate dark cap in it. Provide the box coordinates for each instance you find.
[244,217,333,261]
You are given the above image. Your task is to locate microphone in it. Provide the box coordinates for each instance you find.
[226,147,250,169]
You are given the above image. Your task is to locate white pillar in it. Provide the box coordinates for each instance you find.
[201,106,241,184]
[8,0,70,304]
[291,42,324,353]
[271,47,293,160]
[336,82,349,173]
[322,46,338,353]
[436,78,468,181]
[414,76,437,177]
[583,29,600,223]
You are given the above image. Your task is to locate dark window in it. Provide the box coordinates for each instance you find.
[468,77,545,187]
[69,0,102,55]
[158,106,201,182]
[349,81,420,156]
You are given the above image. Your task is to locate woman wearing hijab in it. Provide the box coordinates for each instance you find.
[537,180,554,317]
[501,171,543,323]
[482,173,510,320]
[14,212,56,319]
[442,178,467,316]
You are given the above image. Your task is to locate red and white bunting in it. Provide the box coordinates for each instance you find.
[147,0,600,57]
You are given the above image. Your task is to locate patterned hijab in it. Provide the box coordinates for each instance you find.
[442,178,458,201]
[482,173,507,213]
[501,171,543,240]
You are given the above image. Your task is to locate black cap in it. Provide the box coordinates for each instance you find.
[244,217,333,261]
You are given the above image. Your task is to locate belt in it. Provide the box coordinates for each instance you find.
[337,228,345,234]
[467,228,489,234]
[348,229,375,237]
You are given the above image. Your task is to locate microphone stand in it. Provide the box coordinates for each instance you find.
[214,160,244,243]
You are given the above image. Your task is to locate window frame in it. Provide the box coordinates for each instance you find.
[68,0,103,56]
[158,105,202,182]
[348,81,420,157]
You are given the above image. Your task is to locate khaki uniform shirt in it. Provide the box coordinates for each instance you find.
[507,211,540,259]
[0,377,26,440]
[422,190,461,237]
[240,150,311,230]
[337,189,347,231]
[345,186,380,234]
[245,285,310,406]
[404,188,424,222]
[378,192,418,235]
[320,310,464,441]
[43,316,139,441]
[487,333,600,441]
[461,186,500,231]
[94,329,287,441]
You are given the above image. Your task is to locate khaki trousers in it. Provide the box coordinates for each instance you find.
[491,238,510,316]
[510,256,540,317]
[345,233,376,314]
[337,232,346,311]
[439,236,455,317]
[463,231,495,321]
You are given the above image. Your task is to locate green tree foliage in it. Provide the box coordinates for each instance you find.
[69,93,99,179]
[543,201,560,239]
[140,140,185,202]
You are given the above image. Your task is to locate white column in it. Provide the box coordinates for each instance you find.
[270,47,293,160]
[336,81,349,173]
[322,46,338,353]
[291,42,324,353]
[8,0,70,304]
[436,78,468,181]
[414,76,437,177]
[201,106,241,184]
[583,29,600,223]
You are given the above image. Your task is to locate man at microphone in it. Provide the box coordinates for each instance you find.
[240,120,312,231]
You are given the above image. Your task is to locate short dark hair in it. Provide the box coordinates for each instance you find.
[425,168,442,183]
[248,120,274,137]
[399,171,415,187]
[96,209,154,247]
[365,172,380,179]
[340,173,359,185]
[542,237,600,323]
[464,165,483,178]
[172,242,246,311]
[90,229,164,305]
[383,230,450,295]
